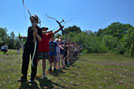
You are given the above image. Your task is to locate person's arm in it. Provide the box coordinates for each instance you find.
[33,28,42,42]
[35,33,42,41]
[18,36,27,40]
[42,30,53,34]
[67,48,70,56]
[66,45,71,57]
[58,44,64,50]
[53,26,64,34]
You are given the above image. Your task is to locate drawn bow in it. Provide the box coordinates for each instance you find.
[46,14,64,35]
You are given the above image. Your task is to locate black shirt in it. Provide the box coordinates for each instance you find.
[24,26,42,48]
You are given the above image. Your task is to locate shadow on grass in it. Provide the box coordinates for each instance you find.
[36,77,66,89]
[65,58,79,68]
[48,69,66,77]
[47,59,78,77]
[19,56,80,89]
[48,59,79,77]
[19,81,40,89]
[19,78,66,89]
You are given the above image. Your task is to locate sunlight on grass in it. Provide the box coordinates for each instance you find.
[0,52,134,89]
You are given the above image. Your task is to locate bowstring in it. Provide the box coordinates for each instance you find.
[23,5,28,30]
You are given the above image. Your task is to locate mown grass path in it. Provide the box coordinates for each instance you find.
[0,53,134,89]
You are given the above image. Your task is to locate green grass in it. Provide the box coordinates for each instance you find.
[0,52,134,89]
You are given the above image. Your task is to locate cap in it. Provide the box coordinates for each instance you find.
[30,14,40,23]
[32,15,39,20]
[42,27,48,31]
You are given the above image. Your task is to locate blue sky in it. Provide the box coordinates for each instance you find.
[0,0,134,36]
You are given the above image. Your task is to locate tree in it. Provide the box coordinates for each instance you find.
[64,25,81,34]
[8,32,17,49]
[96,22,133,39]
[102,35,119,52]
[0,27,8,46]
[126,28,134,56]
[54,33,61,39]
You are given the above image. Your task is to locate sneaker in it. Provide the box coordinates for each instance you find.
[18,76,27,82]
[28,78,34,83]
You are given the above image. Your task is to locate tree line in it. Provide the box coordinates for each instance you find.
[61,22,134,57]
[0,28,20,49]
[0,22,134,57]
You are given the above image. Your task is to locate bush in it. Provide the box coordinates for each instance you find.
[81,49,88,54]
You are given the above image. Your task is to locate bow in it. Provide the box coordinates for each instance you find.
[22,0,32,17]
[46,14,64,35]
[22,0,37,67]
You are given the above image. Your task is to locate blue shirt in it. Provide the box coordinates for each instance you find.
[49,41,57,56]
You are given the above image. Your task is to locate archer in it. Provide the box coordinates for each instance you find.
[18,15,42,83]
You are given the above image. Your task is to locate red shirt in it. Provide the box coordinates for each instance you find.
[38,32,53,52]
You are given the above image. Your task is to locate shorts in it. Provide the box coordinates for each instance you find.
[60,52,64,55]
[48,56,56,63]
[63,52,67,58]
[37,52,48,59]
[56,52,60,62]
[60,50,64,55]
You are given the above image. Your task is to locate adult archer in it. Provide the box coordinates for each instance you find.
[18,0,43,83]
[18,15,42,83]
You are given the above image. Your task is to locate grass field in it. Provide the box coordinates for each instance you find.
[0,50,134,89]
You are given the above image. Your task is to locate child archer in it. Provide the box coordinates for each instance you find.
[37,26,64,78]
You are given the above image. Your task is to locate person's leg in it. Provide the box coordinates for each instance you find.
[42,59,46,76]
[19,48,30,82]
[43,52,48,75]
[64,53,67,65]
[67,54,70,64]
[55,56,58,69]
[60,55,64,67]
[22,48,30,76]
[54,56,57,70]
[57,53,60,69]
[57,57,60,69]
[58,61,60,69]
[30,52,38,82]
[48,56,52,71]
[49,62,52,71]
[36,59,40,76]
